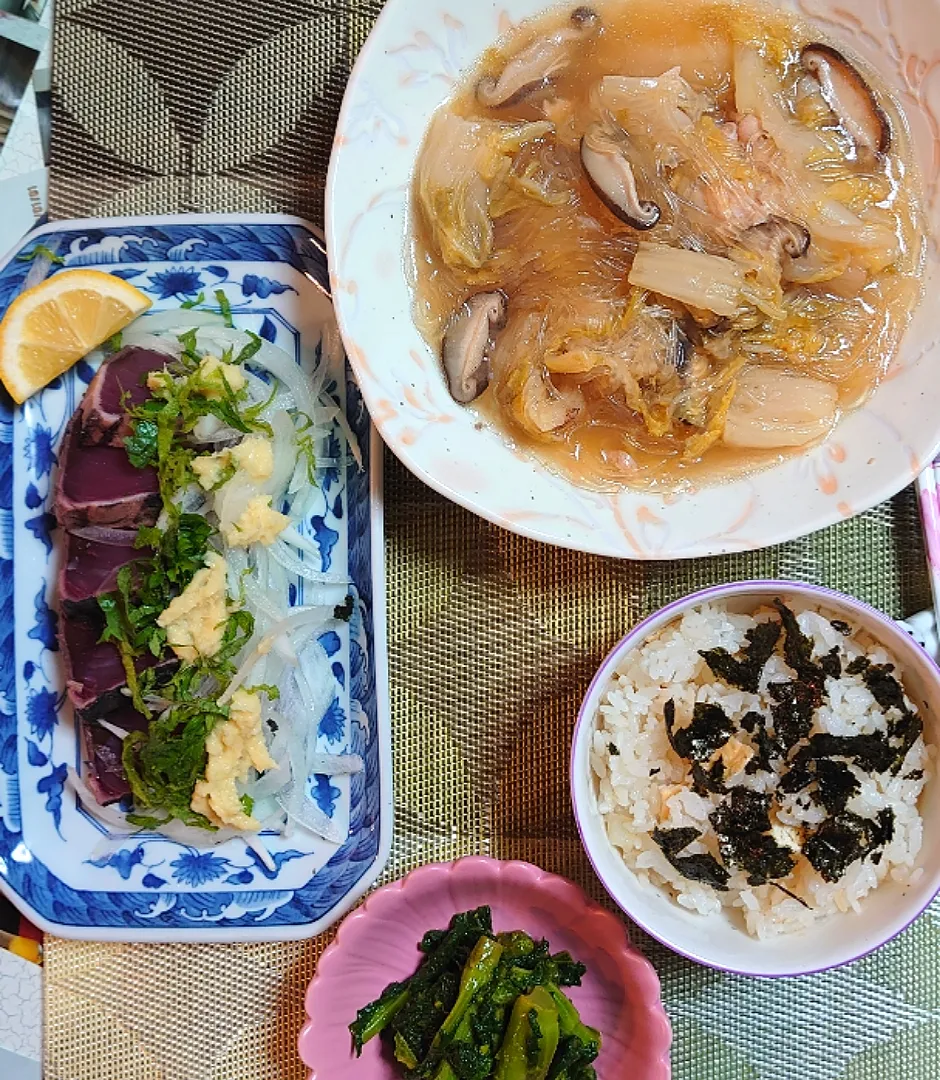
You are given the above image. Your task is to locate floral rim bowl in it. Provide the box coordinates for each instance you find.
[298,856,672,1078]
[327,0,940,559]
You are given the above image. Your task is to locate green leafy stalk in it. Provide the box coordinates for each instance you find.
[350,983,411,1055]
[545,987,600,1079]
[350,908,494,1058]
[494,987,560,1080]
[416,935,504,1076]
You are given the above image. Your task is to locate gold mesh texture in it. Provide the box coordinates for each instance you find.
[43,1,940,1077]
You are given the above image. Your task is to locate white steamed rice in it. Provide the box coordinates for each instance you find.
[590,600,934,938]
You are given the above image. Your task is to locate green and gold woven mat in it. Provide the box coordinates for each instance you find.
[44,2,940,1078]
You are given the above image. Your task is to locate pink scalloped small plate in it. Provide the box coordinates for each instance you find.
[298,856,672,1079]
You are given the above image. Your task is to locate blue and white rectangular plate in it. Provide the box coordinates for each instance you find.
[0,214,391,942]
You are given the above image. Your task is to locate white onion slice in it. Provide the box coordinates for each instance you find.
[218,606,335,705]
[97,718,130,740]
[307,753,363,776]
[135,310,228,334]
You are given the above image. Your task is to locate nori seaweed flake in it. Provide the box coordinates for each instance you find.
[651,828,731,891]
[651,827,700,858]
[886,713,924,775]
[768,680,820,752]
[739,710,764,733]
[773,598,825,686]
[830,620,852,635]
[778,763,814,795]
[710,788,772,836]
[819,646,842,680]
[803,809,895,883]
[745,722,783,775]
[670,853,731,891]
[709,789,796,885]
[789,732,892,775]
[608,742,620,756]
[665,700,735,763]
[846,655,870,676]
[905,769,924,781]
[862,664,909,715]
[813,759,860,814]
[789,711,924,777]
[691,758,727,795]
[698,620,781,693]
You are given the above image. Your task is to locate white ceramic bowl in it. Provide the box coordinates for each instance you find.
[328,0,940,558]
[570,581,940,976]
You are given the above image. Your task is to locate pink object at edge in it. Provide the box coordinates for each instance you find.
[298,856,672,1079]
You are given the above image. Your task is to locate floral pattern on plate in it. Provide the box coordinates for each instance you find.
[0,214,391,942]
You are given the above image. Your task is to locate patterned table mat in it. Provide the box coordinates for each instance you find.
[44,1,940,1078]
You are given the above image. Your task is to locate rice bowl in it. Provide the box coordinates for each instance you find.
[570,581,940,975]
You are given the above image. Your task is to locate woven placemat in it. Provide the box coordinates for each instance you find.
[44,2,940,1078]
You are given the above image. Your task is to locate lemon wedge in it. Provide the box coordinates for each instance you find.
[0,269,152,403]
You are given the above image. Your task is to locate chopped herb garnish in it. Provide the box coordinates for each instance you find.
[125,417,159,469]
[97,515,214,713]
[699,619,780,692]
[245,683,280,700]
[16,243,64,265]
[240,793,255,816]
[180,291,206,309]
[233,331,264,365]
[215,289,234,327]
[122,699,230,828]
